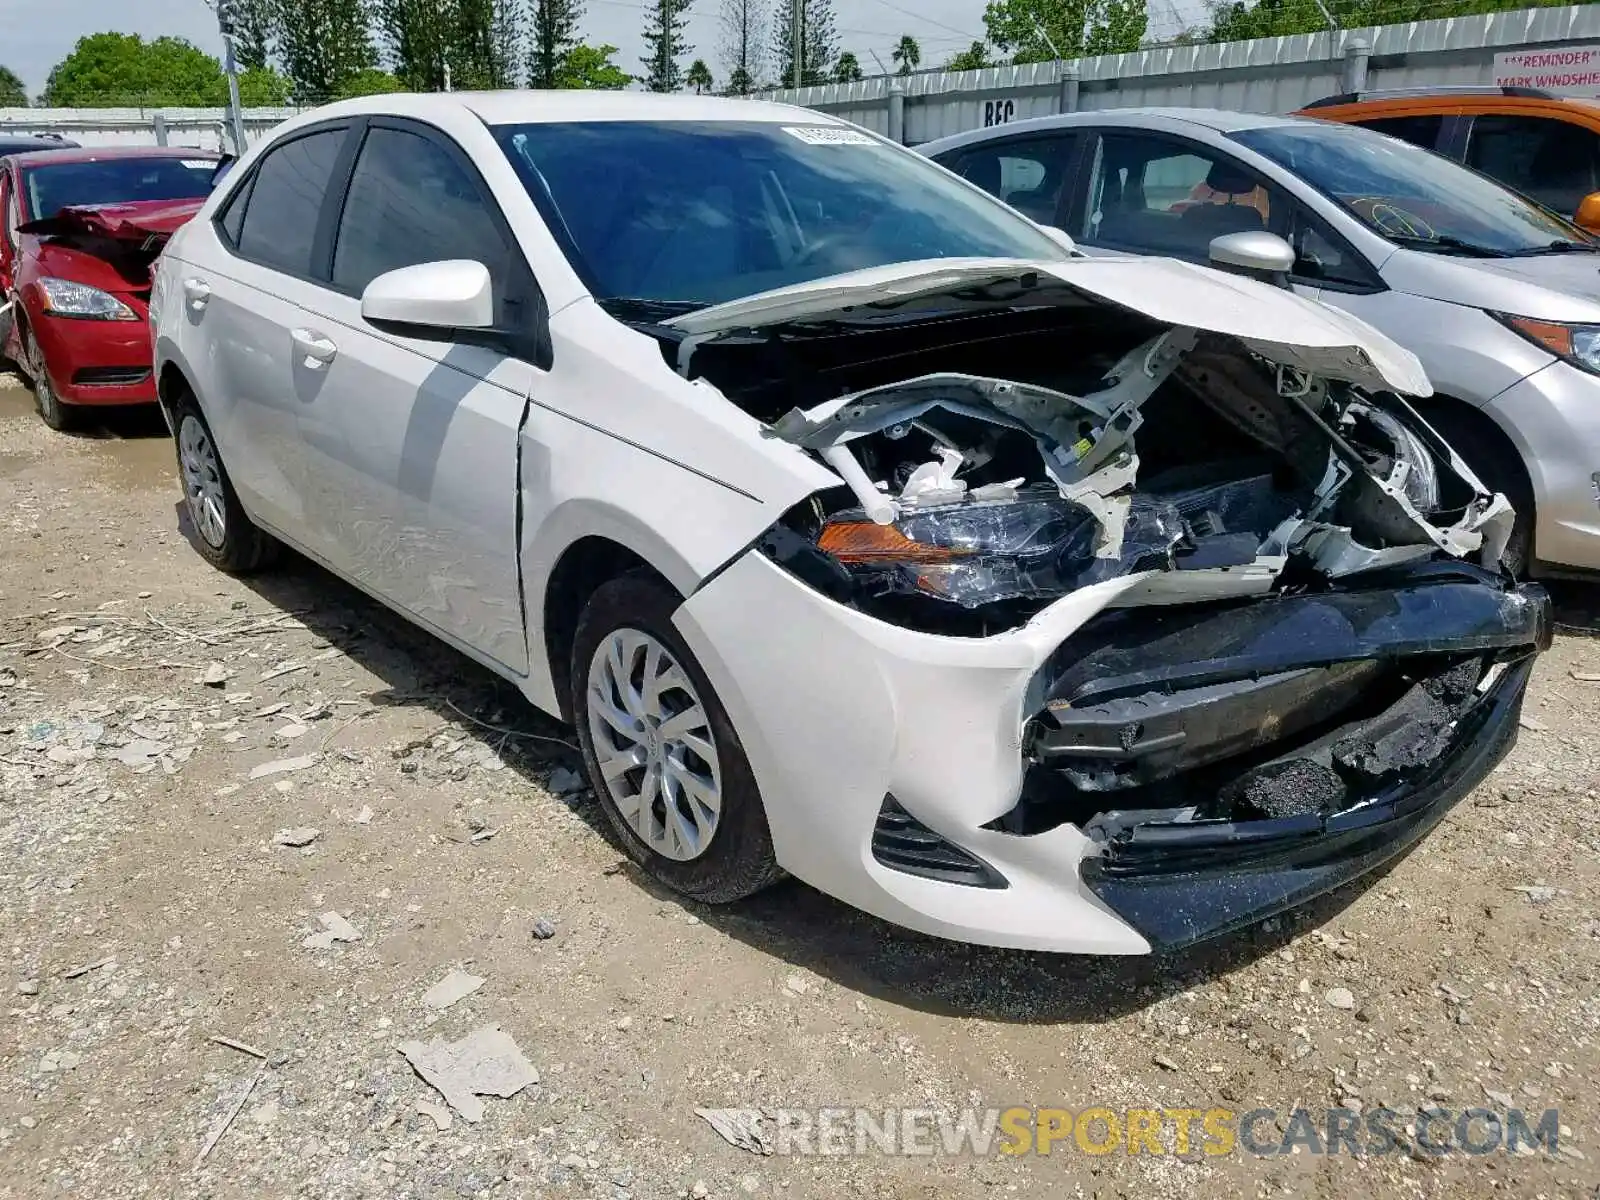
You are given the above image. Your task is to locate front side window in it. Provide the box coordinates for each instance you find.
[493,120,1063,310]
[22,155,217,219]
[233,129,345,277]
[332,127,511,303]
[1465,114,1600,218]
[1234,122,1588,256]
[942,134,1077,225]
[1080,132,1280,260]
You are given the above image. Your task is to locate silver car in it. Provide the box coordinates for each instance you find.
[922,109,1600,578]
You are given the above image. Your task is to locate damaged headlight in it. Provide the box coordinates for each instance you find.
[818,489,1187,608]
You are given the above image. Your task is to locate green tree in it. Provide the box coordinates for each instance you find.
[528,0,584,87]
[0,65,26,106]
[335,66,405,97]
[983,0,1146,63]
[554,42,630,88]
[719,0,766,93]
[276,0,377,100]
[378,0,454,90]
[892,34,920,74]
[832,50,862,81]
[641,0,694,92]
[42,33,228,106]
[771,0,836,86]
[945,40,993,70]
[687,58,715,92]
[229,0,276,71]
[489,0,524,86]
[237,65,293,104]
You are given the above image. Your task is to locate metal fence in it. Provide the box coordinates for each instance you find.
[5,5,1600,151]
[764,3,1600,145]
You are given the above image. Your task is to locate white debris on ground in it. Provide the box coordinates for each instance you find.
[397,1025,540,1123]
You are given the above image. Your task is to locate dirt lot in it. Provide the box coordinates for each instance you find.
[1,373,1597,1200]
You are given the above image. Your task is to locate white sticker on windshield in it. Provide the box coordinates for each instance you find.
[782,126,876,146]
[181,159,215,169]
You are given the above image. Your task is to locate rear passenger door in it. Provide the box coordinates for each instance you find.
[190,122,354,535]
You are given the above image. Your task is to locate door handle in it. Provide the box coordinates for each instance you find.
[182,278,211,310]
[291,327,338,366]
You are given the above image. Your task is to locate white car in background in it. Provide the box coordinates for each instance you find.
[923,108,1600,579]
[151,92,1548,955]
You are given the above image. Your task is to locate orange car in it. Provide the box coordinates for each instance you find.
[1298,85,1600,232]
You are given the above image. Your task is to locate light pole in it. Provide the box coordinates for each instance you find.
[212,0,248,154]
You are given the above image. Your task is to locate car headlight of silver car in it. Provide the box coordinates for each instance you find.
[37,277,138,321]
[1497,313,1600,375]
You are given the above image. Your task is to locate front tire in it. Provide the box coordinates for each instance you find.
[571,573,782,904]
[172,395,278,573]
[24,329,78,433]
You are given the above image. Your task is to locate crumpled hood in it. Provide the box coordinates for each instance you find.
[667,256,1432,397]
[18,198,206,244]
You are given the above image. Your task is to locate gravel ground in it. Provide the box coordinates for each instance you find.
[1,375,1597,1199]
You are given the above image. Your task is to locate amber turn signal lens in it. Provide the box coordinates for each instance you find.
[1505,316,1575,358]
[817,521,969,563]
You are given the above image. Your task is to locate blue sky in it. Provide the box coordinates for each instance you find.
[8,0,1201,98]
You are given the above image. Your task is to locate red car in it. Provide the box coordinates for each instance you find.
[0,147,221,430]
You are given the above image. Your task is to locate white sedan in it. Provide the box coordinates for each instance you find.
[151,92,1548,954]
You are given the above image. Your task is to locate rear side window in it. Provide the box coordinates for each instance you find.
[216,173,253,247]
[941,134,1077,225]
[234,129,345,277]
[1466,114,1600,217]
[332,127,510,304]
[1349,114,1445,151]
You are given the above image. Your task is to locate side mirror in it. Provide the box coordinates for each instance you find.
[1208,230,1296,288]
[1575,191,1600,235]
[361,260,494,332]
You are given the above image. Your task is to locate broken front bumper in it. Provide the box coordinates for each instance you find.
[1079,655,1532,951]
[672,551,1548,955]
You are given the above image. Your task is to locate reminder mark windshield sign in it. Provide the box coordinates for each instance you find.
[1493,45,1600,97]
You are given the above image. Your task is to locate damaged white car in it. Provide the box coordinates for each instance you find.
[151,93,1550,954]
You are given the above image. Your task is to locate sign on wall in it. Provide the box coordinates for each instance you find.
[982,97,1018,127]
[1493,45,1600,97]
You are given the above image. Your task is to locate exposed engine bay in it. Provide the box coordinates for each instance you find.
[626,268,1546,890]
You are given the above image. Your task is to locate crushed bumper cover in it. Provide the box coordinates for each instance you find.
[1080,655,1533,951]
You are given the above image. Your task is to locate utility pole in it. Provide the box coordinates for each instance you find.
[790,0,803,87]
[212,0,248,154]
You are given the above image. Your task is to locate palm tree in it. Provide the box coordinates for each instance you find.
[892,34,920,75]
[833,50,862,82]
[687,57,714,93]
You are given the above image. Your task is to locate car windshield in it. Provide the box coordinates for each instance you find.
[23,156,216,219]
[1232,123,1590,257]
[493,120,1064,310]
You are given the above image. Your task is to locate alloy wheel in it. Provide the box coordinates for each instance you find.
[585,628,722,862]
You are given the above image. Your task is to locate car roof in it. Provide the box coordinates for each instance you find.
[307,89,841,128]
[8,145,221,168]
[918,107,1315,157]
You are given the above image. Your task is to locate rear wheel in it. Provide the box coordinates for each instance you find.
[24,329,79,433]
[571,573,782,904]
[173,395,278,573]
